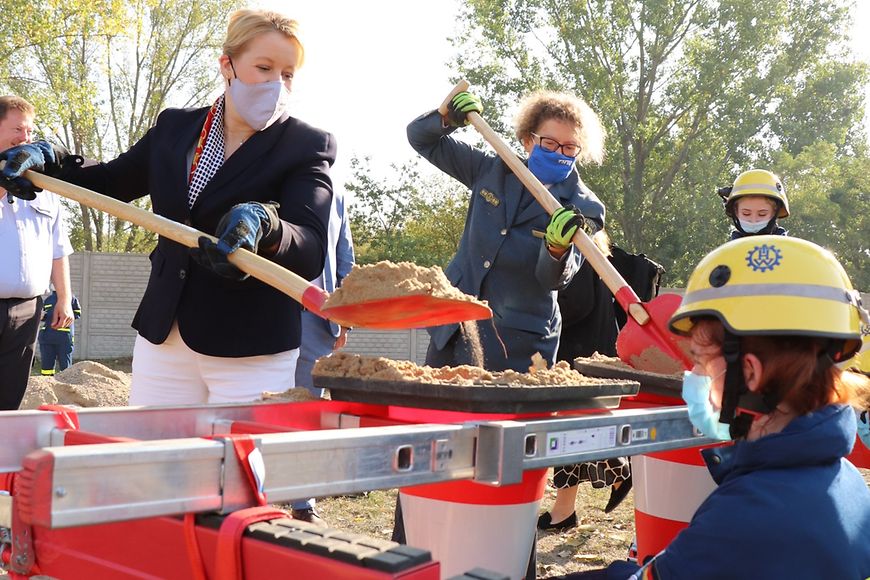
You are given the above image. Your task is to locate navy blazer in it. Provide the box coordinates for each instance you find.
[63,106,336,357]
[408,111,605,369]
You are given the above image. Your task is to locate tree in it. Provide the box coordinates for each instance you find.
[773,142,870,288]
[346,157,468,267]
[0,0,241,252]
[452,0,868,284]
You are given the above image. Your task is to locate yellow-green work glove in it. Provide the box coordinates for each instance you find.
[446,92,483,127]
[545,205,585,249]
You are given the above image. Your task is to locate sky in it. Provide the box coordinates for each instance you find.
[259,0,870,195]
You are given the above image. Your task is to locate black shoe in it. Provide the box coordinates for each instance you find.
[604,474,633,513]
[291,507,327,527]
[537,510,577,530]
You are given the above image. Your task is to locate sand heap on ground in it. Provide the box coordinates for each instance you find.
[21,361,132,409]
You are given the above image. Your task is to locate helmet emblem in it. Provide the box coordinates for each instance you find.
[745,244,782,272]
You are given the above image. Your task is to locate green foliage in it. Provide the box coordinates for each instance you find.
[450,0,868,287]
[773,142,870,288]
[0,0,241,253]
[346,157,468,268]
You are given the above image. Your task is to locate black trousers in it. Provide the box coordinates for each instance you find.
[0,296,42,410]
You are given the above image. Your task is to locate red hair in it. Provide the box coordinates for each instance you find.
[691,318,868,415]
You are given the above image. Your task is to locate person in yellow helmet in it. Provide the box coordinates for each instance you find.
[565,237,870,579]
[606,236,870,579]
[717,169,789,240]
[847,334,870,450]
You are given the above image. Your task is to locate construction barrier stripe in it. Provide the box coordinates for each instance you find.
[633,455,718,522]
[401,468,547,504]
[848,437,870,468]
[38,405,80,430]
[681,283,851,306]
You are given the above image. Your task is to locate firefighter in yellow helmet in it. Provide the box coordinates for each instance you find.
[611,236,870,578]
[847,333,870,449]
[717,169,789,240]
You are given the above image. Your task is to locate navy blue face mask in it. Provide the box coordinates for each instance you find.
[527,144,576,184]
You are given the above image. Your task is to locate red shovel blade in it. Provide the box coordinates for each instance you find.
[616,293,693,374]
[319,294,493,330]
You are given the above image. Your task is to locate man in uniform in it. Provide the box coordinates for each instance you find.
[0,95,74,409]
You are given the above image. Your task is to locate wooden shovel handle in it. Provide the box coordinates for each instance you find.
[22,171,328,313]
[444,80,650,325]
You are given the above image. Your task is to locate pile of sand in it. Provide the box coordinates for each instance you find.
[323,261,486,308]
[22,361,325,409]
[21,361,132,409]
[313,352,616,387]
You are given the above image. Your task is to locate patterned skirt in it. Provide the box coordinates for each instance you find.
[553,457,631,489]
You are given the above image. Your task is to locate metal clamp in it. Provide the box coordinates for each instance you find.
[473,421,527,486]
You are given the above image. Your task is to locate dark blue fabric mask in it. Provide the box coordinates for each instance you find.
[527,144,576,184]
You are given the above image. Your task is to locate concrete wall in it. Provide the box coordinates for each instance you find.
[65,252,431,364]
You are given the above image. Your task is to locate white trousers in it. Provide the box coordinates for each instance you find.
[129,323,298,406]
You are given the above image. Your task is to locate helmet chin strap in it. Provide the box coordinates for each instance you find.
[719,332,776,439]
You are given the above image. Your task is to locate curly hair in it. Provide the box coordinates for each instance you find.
[513,91,605,165]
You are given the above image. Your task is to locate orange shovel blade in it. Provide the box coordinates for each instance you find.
[321,295,493,330]
[616,293,693,374]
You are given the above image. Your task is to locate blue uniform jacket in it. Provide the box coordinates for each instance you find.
[39,291,81,345]
[408,111,605,369]
[630,404,870,579]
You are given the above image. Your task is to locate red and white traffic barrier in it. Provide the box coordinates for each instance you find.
[399,468,547,580]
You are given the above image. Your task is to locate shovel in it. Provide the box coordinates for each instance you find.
[439,81,692,372]
[11,171,492,330]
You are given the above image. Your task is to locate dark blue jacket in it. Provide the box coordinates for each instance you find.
[61,107,335,357]
[630,404,870,579]
[408,111,605,369]
[39,291,81,345]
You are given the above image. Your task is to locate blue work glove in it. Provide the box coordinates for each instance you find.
[858,410,870,450]
[191,202,283,280]
[0,141,57,201]
[445,91,483,127]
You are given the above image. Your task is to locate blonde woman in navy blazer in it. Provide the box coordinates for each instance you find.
[0,10,335,407]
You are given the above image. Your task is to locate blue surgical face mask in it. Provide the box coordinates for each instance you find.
[681,370,732,441]
[527,144,576,184]
[738,218,770,234]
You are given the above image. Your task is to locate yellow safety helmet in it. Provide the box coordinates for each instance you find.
[721,169,790,218]
[846,334,870,374]
[670,236,866,362]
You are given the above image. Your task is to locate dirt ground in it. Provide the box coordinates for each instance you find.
[18,358,870,578]
[316,483,635,578]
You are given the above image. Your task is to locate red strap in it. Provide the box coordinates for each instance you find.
[214,507,287,580]
[184,513,209,580]
[38,405,80,430]
[184,433,272,580]
[204,434,267,506]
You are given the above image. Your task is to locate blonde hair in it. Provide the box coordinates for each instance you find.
[223,9,304,66]
[514,91,606,165]
[0,95,35,124]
